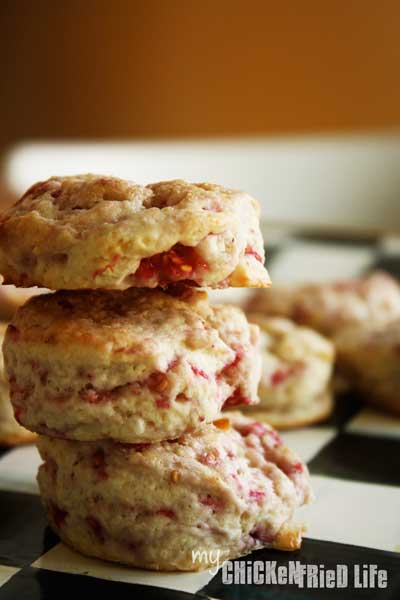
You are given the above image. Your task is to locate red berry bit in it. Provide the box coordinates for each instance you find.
[116,442,151,453]
[200,495,225,513]
[134,243,208,286]
[13,405,25,425]
[224,388,251,408]
[155,397,170,409]
[250,526,276,544]
[245,246,263,263]
[145,371,171,408]
[30,360,48,385]
[156,508,175,519]
[198,449,221,467]
[9,378,29,405]
[270,361,304,386]
[271,369,288,386]
[147,371,169,393]
[7,325,20,342]
[93,254,120,279]
[175,393,189,403]
[79,386,110,404]
[49,501,68,529]
[221,346,244,375]
[190,364,209,380]
[249,489,266,503]
[86,516,106,543]
[288,461,304,475]
[239,421,272,438]
[266,428,283,448]
[43,456,58,483]
[241,421,283,448]
[91,448,108,480]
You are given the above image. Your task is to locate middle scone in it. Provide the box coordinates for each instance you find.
[4,287,261,443]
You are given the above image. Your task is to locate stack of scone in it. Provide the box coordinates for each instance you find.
[0,175,312,571]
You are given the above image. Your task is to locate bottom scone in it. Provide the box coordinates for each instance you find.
[0,324,36,446]
[37,413,312,571]
[335,318,400,417]
[245,316,335,429]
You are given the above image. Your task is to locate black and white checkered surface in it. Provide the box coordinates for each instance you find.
[1,230,400,599]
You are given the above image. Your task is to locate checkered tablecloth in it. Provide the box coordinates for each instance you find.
[0,230,399,599]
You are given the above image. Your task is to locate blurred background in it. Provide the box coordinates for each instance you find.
[1,0,400,229]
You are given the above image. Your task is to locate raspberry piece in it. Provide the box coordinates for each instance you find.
[249,489,266,502]
[44,456,58,483]
[198,450,220,466]
[155,398,170,409]
[190,365,209,380]
[245,246,263,263]
[147,371,169,393]
[221,346,244,374]
[91,448,108,480]
[200,495,224,512]
[86,516,106,543]
[289,461,304,475]
[224,389,251,407]
[250,527,276,544]
[156,508,175,519]
[50,502,68,528]
[271,362,305,386]
[134,243,208,285]
[7,325,20,342]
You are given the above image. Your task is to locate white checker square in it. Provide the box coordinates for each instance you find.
[301,475,400,553]
[346,408,400,439]
[33,544,215,594]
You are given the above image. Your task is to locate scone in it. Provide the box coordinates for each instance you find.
[335,318,400,416]
[245,316,335,428]
[4,287,261,442]
[0,175,270,290]
[246,272,400,337]
[37,413,312,571]
[0,324,36,446]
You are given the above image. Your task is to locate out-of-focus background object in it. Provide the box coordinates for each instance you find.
[1,1,400,228]
[4,136,400,232]
[1,1,400,142]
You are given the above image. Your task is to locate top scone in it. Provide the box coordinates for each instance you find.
[0,175,270,290]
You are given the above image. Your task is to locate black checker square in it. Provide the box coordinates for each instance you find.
[0,490,58,567]
[0,567,201,600]
[308,433,400,487]
[200,538,400,600]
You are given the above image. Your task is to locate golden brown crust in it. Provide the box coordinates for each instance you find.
[0,175,269,290]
